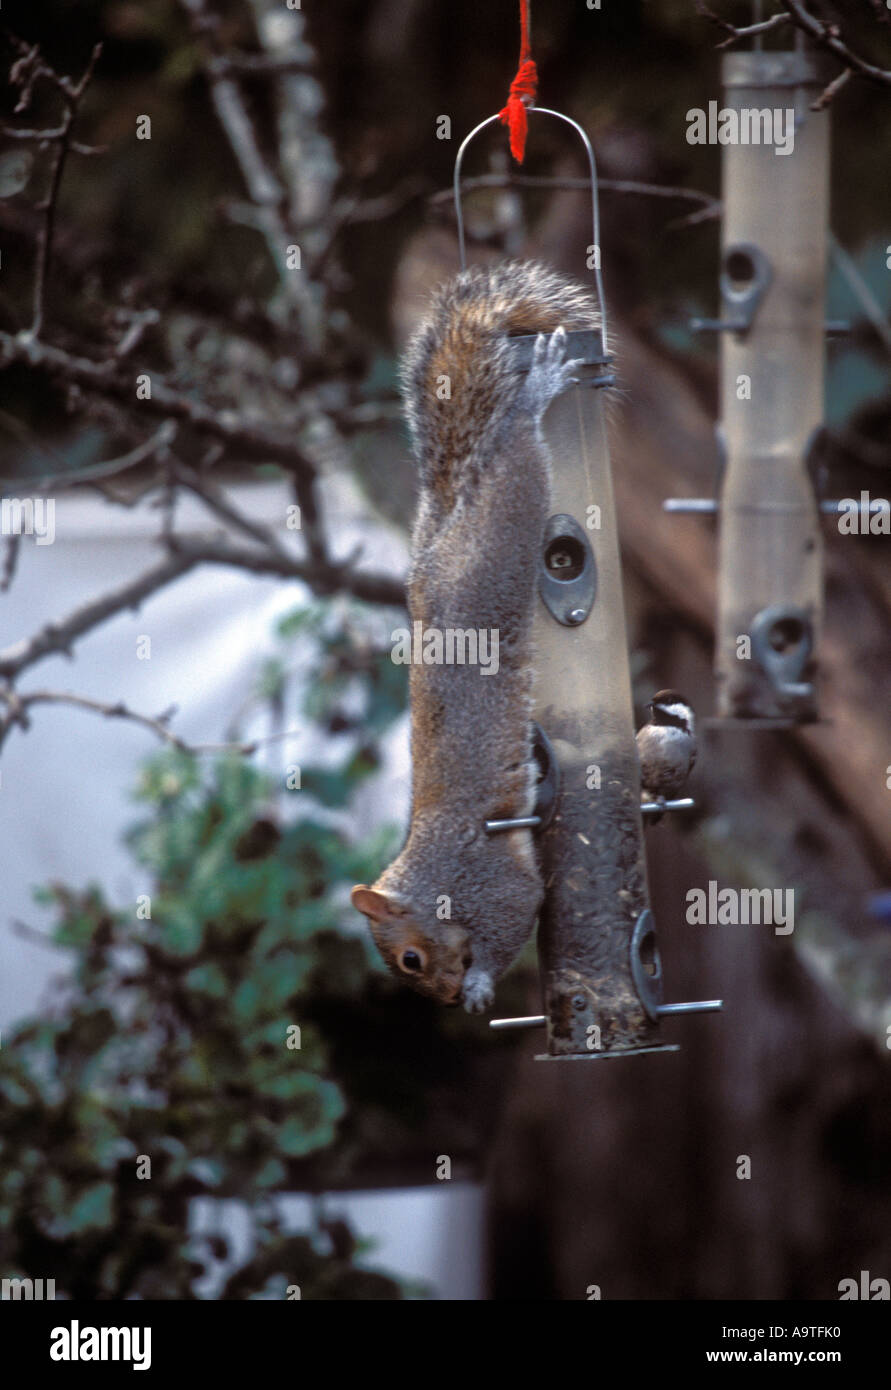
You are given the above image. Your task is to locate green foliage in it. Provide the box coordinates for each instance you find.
[0,602,431,1299]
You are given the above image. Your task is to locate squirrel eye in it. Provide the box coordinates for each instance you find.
[399,949,425,974]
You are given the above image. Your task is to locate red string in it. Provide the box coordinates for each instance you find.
[499,0,537,165]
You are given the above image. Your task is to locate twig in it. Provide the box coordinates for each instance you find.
[245,0,338,243]
[0,124,105,156]
[432,173,721,219]
[177,0,315,324]
[169,456,294,561]
[11,918,60,949]
[0,551,199,680]
[206,52,313,78]
[9,42,104,338]
[310,177,431,278]
[0,329,317,478]
[694,2,790,48]
[114,308,161,360]
[696,0,891,86]
[0,687,306,756]
[812,66,853,109]
[1,534,22,593]
[30,421,178,493]
[780,1,891,86]
[166,535,405,607]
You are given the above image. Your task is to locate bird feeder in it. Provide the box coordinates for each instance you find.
[716,49,830,723]
[668,47,831,724]
[530,345,674,1057]
[456,107,721,1057]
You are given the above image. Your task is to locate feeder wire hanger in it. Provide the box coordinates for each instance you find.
[451,0,721,1048]
[452,0,608,361]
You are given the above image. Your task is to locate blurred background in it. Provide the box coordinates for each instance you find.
[0,0,889,1299]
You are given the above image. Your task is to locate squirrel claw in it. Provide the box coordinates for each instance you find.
[525,327,582,419]
[462,967,494,1014]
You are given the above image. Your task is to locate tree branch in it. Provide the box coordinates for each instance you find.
[694,2,791,49]
[177,0,317,330]
[165,535,406,608]
[169,455,295,561]
[1,533,22,593]
[3,39,104,338]
[28,421,178,493]
[0,551,199,681]
[0,686,306,756]
[0,328,318,478]
[433,172,721,219]
[780,0,891,86]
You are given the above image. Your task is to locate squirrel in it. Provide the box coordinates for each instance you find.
[351,260,601,1013]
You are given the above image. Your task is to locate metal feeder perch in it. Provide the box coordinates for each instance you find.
[454,106,721,1056]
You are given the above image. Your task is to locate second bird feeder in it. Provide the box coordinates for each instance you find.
[716,50,829,723]
[669,47,832,724]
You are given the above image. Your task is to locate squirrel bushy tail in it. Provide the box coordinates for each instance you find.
[401,260,601,505]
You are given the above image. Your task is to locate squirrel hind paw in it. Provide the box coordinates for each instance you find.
[461,967,495,1015]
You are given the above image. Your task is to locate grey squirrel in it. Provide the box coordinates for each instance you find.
[351,260,601,1013]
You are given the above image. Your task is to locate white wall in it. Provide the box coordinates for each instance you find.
[0,476,409,1023]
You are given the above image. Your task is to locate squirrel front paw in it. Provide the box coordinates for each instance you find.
[523,326,584,421]
[461,967,495,1015]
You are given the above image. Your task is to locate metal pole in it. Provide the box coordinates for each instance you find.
[714,50,830,723]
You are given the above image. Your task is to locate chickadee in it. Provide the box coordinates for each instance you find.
[636,689,697,822]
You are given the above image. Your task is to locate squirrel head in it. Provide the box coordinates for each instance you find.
[350,884,474,1007]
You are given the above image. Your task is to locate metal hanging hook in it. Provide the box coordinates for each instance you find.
[452,106,609,359]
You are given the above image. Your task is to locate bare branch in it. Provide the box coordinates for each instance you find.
[113,308,161,360]
[169,456,294,560]
[432,173,721,222]
[0,328,317,478]
[1,534,22,593]
[780,1,891,86]
[332,177,431,226]
[6,41,104,337]
[0,124,105,156]
[0,551,198,681]
[30,421,178,493]
[695,0,891,85]
[812,65,853,109]
[0,686,306,756]
[245,0,339,237]
[166,535,406,608]
[694,2,790,48]
[206,52,313,79]
[176,0,316,328]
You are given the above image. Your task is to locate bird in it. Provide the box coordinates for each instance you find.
[636,690,697,824]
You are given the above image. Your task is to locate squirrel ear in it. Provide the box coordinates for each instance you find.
[350,885,403,923]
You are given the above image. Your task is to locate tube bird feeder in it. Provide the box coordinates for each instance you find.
[489,334,721,1057]
[715,50,830,723]
[669,50,831,722]
[529,345,674,1057]
[456,107,720,1057]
